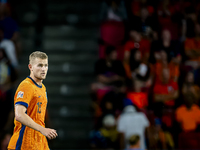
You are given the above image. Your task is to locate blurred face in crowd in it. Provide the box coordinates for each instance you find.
[108,50,117,61]
[130,30,141,42]
[160,50,167,61]
[186,72,194,84]
[162,68,170,83]
[140,7,149,20]
[162,29,171,41]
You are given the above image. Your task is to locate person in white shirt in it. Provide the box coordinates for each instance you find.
[0,28,18,68]
[117,105,150,149]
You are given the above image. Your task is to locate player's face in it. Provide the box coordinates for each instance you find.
[32,58,48,80]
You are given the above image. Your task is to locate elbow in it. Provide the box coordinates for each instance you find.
[15,112,23,122]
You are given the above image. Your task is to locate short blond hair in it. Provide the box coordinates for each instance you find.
[29,51,48,64]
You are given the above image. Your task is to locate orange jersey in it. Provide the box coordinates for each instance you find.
[8,77,49,150]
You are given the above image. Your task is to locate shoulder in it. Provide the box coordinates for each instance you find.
[192,104,200,110]
[18,78,34,89]
[1,39,14,45]
[138,112,148,118]
[42,83,46,91]
[176,105,186,113]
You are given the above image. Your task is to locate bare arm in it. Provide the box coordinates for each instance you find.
[154,90,179,102]
[123,51,130,64]
[97,75,112,83]
[15,105,58,140]
[185,50,200,58]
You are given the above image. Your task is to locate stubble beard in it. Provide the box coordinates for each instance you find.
[34,73,46,81]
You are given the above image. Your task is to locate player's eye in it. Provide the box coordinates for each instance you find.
[38,64,43,67]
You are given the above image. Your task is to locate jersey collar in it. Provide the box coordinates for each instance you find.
[27,76,42,88]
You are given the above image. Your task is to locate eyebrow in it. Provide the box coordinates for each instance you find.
[37,63,48,66]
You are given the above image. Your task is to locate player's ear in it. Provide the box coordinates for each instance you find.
[28,64,32,71]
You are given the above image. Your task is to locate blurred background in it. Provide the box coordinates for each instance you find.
[1,0,200,150]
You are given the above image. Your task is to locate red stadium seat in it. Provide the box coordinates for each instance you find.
[99,21,125,59]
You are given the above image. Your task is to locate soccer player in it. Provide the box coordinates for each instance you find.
[7,51,58,150]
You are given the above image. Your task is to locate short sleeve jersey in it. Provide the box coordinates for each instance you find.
[8,77,49,150]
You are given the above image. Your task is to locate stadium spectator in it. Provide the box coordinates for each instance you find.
[182,71,200,104]
[0,2,21,56]
[0,48,16,150]
[150,29,182,65]
[93,1,200,149]
[175,92,200,132]
[117,105,149,149]
[90,114,122,149]
[184,22,200,69]
[153,67,179,107]
[157,0,179,40]
[125,48,151,83]
[0,27,18,68]
[99,0,127,60]
[147,117,174,149]
[100,0,127,22]
[152,67,178,128]
[126,80,148,110]
[151,50,180,83]
[124,30,150,65]
[92,46,126,94]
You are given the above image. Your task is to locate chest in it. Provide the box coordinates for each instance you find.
[28,88,47,114]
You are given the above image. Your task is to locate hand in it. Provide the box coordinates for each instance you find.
[40,127,58,140]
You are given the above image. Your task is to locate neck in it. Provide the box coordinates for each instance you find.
[29,74,42,86]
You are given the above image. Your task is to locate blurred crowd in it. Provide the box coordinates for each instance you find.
[0,1,20,150]
[90,0,200,150]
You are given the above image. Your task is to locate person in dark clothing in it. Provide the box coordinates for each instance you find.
[92,46,126,92]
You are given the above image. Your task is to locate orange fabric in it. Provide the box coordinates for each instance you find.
[152,62,179,83]
[176,105,200,132]
[159,130,166,144]
[153,80,178,106]
[124,39,150,54]
[124,39,150,62]
[8,77,49,150]
[184,38,200,61]
[127,92,148,109]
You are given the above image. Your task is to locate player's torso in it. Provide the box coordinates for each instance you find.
[8,77,49,150]
[27,86,47,126]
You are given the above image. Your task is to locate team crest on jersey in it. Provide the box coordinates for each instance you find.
[17,91,24,98]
